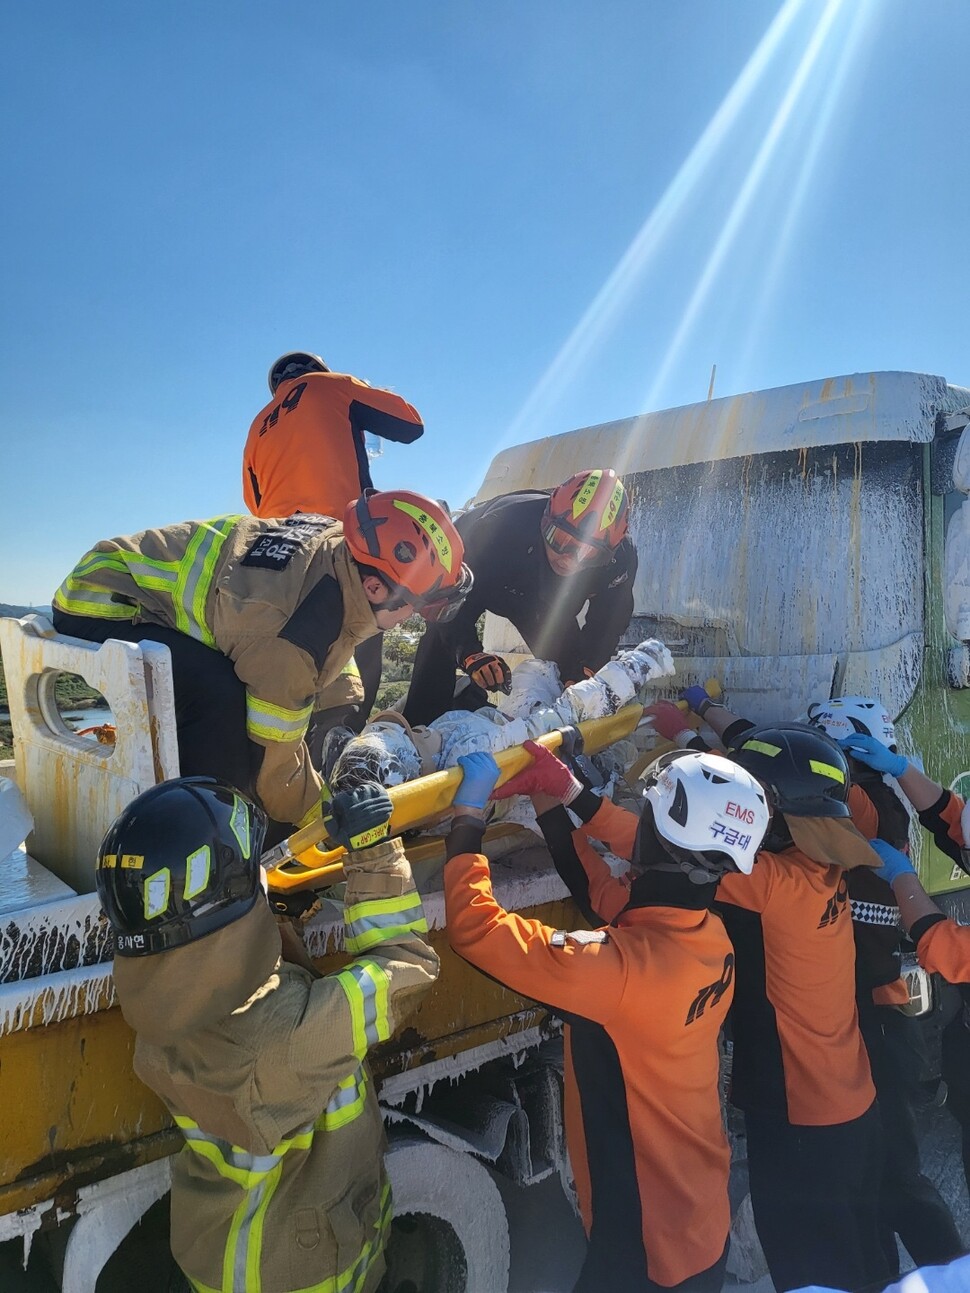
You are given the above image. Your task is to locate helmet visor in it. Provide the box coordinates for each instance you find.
[541,520,613,567]
[380,564,473,623]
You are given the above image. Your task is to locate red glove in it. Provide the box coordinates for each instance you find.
[462,652,512,693]
[490,740,583,804]
[643,701,696,743]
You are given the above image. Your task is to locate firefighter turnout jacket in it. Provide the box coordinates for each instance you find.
[243,371,424,519]
[112,837,438,1293]
[54,514,379,825]
[445,796,734,1288]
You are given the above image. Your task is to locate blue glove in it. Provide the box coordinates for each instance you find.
[680,685,712,714]
[454,752,501,811]
[838,733,908,778]
[868,837,916,884]
[328,783,393,851]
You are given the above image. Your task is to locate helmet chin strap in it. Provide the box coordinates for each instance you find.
[683,861,720,885]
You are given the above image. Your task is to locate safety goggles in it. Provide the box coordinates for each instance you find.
[541,520,614,567]
[380,563,474,623]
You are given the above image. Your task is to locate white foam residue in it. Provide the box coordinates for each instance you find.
[379,1023,558,1108]
[0,961,116,1035]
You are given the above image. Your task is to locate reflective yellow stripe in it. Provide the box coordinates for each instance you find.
[600,479,626,530]
[290,1180,392,1293]
[743,739,782,757]
[335,959,391,1059]
[173,516,241,645]
[319,1065,369,1130]
[392,498,455,573]
[55,550,137,619]
[344,891,428,955]
[53,583,135,619]
[174,1115,314,1188]
[246,694,314,743]
[340,658,361,678]
[572,469,602,518]
[809,758,846,784]
[177,1124,390,1293]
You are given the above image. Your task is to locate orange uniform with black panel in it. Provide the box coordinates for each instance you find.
[243,372,423,519]
[717,841,874,1125]
[445,798,735,1289]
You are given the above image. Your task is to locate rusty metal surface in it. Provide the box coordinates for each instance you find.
[0,892,578,1219]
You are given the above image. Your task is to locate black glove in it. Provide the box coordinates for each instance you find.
[328,783,393,852]
[461,651,512,694]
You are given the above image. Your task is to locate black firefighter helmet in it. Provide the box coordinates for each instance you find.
[96,777,267,957]
[731,723,851,822]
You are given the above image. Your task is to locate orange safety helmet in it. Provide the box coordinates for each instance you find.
[541,468,629,565]
[344,490,473,622]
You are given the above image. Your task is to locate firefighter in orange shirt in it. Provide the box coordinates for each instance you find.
[443,742,771,1291]
[719,724,891,1292]
[243,351,425,737]
[869,839,970,985]
[664,692,963,1276]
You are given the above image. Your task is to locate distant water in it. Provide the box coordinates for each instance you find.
[62,705,113,736]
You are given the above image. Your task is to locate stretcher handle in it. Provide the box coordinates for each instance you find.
[262,703,644,891]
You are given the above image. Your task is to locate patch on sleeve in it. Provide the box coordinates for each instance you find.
[241,516,332,571]
[550,929,609,947]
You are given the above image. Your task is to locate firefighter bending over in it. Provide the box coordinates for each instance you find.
[53,492,470,837]
[403,468,637,726]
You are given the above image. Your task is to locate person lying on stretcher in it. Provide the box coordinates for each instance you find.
[322,639,675,793]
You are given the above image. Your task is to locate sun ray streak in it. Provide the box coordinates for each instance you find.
[640,0,847,420]
[496,0,810,455]
[735,0,877,381]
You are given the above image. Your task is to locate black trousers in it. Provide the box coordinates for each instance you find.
[859,1001,964,1274]
[745,1102,890,1293]
[51,610,257,805]
[306,631,385,773]
[401,625,459,727]
[572,1238,727,1293]
[942,1005,970,1200]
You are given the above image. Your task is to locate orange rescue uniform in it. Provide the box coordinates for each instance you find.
[243,371,423,519]
[717,840,874,1124]
[445,799,734,1288]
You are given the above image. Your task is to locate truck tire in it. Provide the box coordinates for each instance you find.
[383,1135,510,1293]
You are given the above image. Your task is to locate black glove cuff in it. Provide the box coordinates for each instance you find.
[721,718,755,751]
[571,786,602,824]
[911,912,947,946]
[446,818,487,860]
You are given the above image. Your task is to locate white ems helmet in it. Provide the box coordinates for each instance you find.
[642,750,770,877]
[267,351,329,394]
[806,696,897,752]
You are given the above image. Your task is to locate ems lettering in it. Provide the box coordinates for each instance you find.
[725,800,756,824]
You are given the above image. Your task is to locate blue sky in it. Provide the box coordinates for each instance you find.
[3,0,969,604]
